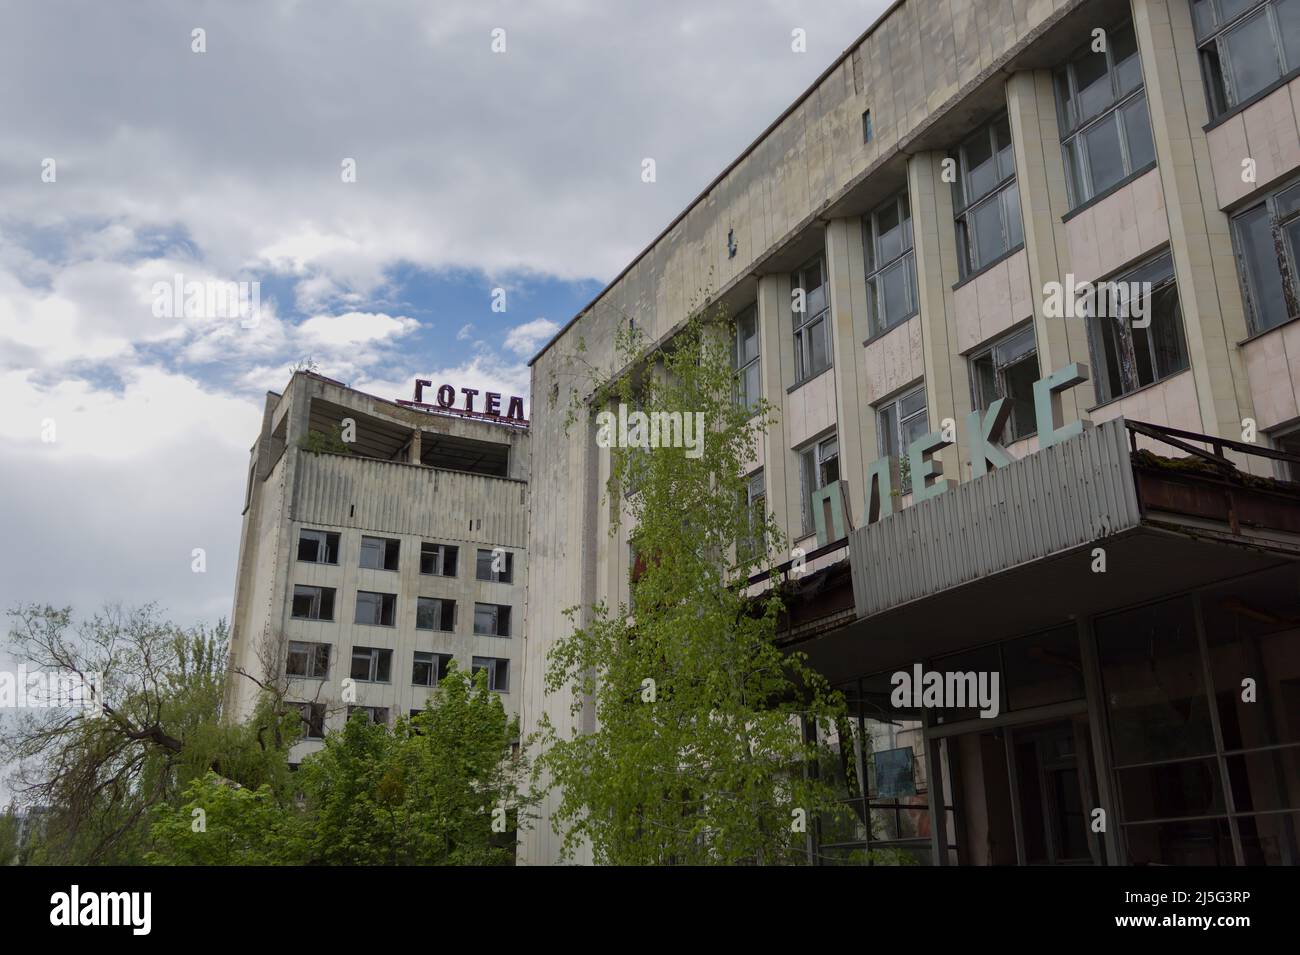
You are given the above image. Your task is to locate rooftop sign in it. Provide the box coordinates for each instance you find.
[399,379,528,424]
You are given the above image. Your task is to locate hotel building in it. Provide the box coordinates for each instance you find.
[522,0,1300,865]
[226,372,528,766]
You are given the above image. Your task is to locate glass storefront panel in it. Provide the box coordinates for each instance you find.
[1237,812,1300,865]
[1098,596,1216,764]
[1116,757,1226,821]
[1123,818,1235,865]
[1003,624,1085,711]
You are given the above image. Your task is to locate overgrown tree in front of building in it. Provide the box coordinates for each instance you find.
[296,664,530,865]
[537,308,848,865]
[0,604,299,864]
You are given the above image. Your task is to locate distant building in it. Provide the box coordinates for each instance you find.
[226,372,528,766]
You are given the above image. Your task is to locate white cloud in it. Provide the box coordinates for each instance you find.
[457,323,473,341]
[297,311,420,348]
[503,318,560,358]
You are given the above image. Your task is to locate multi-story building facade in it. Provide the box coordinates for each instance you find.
[227,372,528,766]
[523,0,1300,865]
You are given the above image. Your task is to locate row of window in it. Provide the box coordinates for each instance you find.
[287,641,510,693]
[291,584,513,636]
[776,246,1191,534]
[299,529,515,584]
[290,655,510,738]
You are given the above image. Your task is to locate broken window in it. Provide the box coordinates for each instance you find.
[473,603,512,637]
[354,591,396,627]
[292,702,326,739]
[359,535,400,571]
[419,542,458,577]
[1085,250,1189,403]
[969,325,1040,442]
[297,529,340,564]
[346,705,389,727]
[415,597,456,632]
[286,640,331,678]
[349,646,392,683]
[476,548,514,584]
[472,656,509,692]
[291,585,335,621]
[1233,178,1300,334]
[799,435,840,535]
[878,386,929,495]
[412,651,453,687]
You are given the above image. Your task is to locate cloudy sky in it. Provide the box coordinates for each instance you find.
[0,0,887,632]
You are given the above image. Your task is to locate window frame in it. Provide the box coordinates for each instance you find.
[952,115,1023,278]
[1084,249,1190,403]
[349,646,393,684]
[968,324,1041,443]
[293,701,327,739]
[412,650,453,687]
[792,254,832,383]
[863,191,919,337]
[877,385,929,495]
[353,590,397,627]
[741,468,767,560]
[359,535,400,572]
[1193,0,1300,119]
[291,584,335,622]
[1053,20,1155,208]
[297,528,340,565]
[473,602,512,637]
[346,704,390,727]
[799,434,841,536]
[472,656,509,692]
[286,640,331,679]
[1230,175,1300,334]
[415,596,456,632]
[475,548,515,584]
[419,542,458,577]
[732,304,761,414]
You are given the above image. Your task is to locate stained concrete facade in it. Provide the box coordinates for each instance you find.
[226,372,528,765]
[523,0,1300,865]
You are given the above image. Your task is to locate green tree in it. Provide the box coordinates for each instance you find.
[537,308,848,865]
[295,663,530,865]
[0,809,16,866]
[146,773,297,865]
[1,605,300,864]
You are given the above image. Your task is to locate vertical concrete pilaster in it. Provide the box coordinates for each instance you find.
[825,217,871,522]
[1005,69,1098,415]
[1131,0,1256,443]
[908,151,972,478]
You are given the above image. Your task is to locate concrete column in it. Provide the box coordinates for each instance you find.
[908,151,972,479]
[1005,69,1098,415]
[825,217,872,523]
[757,273,796,548]
[409,428,422,465]
[1131,0,1256,444]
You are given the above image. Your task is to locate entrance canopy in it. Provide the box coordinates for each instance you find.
[801,418,1300,682]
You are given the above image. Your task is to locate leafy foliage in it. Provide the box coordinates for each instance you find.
[537,307,848,864]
